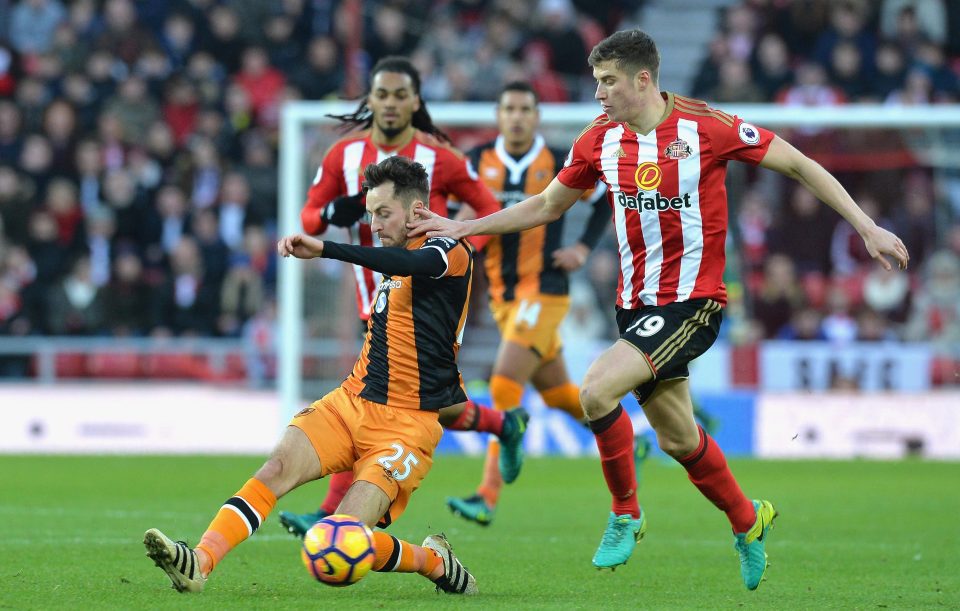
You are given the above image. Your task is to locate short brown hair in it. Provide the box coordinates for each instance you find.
[363,156,430,208]
[588,29,660,84]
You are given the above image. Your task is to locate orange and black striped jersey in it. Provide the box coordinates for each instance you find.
[340,236,473,411]
[468,135,609,303]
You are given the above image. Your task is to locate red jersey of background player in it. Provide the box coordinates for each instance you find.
[302,128,500,319]
[557,92,774,309]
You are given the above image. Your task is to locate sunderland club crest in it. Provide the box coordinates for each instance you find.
[664,138,692,160]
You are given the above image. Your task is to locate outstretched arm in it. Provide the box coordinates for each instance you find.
[760,136,910,271]
[407,178,585,240]
[277,234,447,277]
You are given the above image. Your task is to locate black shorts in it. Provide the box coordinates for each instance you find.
[616,298,723,404]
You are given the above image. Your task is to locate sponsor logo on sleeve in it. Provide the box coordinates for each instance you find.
[738,122,761,145]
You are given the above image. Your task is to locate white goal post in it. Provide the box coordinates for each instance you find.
[278,101,960,425]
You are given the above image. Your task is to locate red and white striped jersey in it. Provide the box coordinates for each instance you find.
[557,92,774,308]
[302,129,500,320]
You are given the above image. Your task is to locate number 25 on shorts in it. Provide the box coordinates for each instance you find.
[376,443,420,481]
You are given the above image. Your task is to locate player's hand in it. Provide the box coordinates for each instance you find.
[322,194,365,227]
[277,233,324,259]
[407,207,470,239]
[861,224,909,271]
[552,242,590,272]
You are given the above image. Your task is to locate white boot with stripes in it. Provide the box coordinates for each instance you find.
[421,533,477,595]
[144,528,207,593]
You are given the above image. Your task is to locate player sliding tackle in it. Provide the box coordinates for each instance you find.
[408,29,909,590]
[144,156,478,595]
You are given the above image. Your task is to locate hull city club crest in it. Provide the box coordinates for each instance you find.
[664,138,692,160]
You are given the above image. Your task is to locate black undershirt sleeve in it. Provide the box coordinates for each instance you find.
[321,241,448,277]
[577,189,612,250]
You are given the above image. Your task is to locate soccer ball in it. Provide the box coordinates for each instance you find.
[301,514,375,587]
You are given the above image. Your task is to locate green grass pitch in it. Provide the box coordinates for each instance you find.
[1,455,957,609]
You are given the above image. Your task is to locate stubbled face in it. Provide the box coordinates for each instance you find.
[366,181,421,247]
[368,71,420,140]
[592,60,643,124]
[497,90,538,150]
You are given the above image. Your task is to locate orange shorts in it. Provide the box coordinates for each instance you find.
[490,295,570,361]
[290,386,442,527]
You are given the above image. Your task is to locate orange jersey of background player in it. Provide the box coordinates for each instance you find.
[468,134,608,303]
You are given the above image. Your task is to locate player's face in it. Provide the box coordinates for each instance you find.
[496,90,539,150]
[366,182,420,247]
[368,71,421,140]
[593,61,644,124]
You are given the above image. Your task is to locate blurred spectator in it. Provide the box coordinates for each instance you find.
[42,99,78,176]
[154,184,190,256]
[84,205,115,287]
[185,137,222,210]
[828,41,871,101]
[289,36,343,101]
[904,250,960,362]
[533,0,588,80]
[750,33,793,100]
[856,307,896,342]
[44,177,85,254]
[232,46,285,126]
[691,36,728,100]
[813,0,876,70]
[0,166,34,243]
[217,172,259,251]
[709,59,764,103]
[891,172,937,269]
[777,307,826,341]
[161,77,200,147]
[45,255,105,335]
[872,42,907,100]
[103,75,161,146]
[218,226,270,336]
[101,250,151,336]
[0,101,23,166]
[159,12,198,71]
[190,208,230,289]
[767,186,836,276]
[19,134,54,195]
[263,14,302,71]
[821,284,858,343]
[236,132,277,224]
[862,267,911,324]
[752,254,805,338]
[73,139,103,214]
[15,78,49,134]
[883,1,945,52]
[152,236,218,335]
[776,62,846,107]
[200,5,244,74]
[366,5,420,64]
[186,52,227,107]
[95,0,157,66]
[10,0,66,55]
[722,3,760,62]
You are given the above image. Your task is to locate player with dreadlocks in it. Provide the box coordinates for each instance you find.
[280,56,529,538]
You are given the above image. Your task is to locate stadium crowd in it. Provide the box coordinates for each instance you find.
[0,0,957,383]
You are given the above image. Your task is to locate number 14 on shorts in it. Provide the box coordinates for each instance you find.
[377,443,420,481]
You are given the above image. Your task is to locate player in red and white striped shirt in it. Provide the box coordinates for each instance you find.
[409,30,909,589]
[281,57,527,539]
